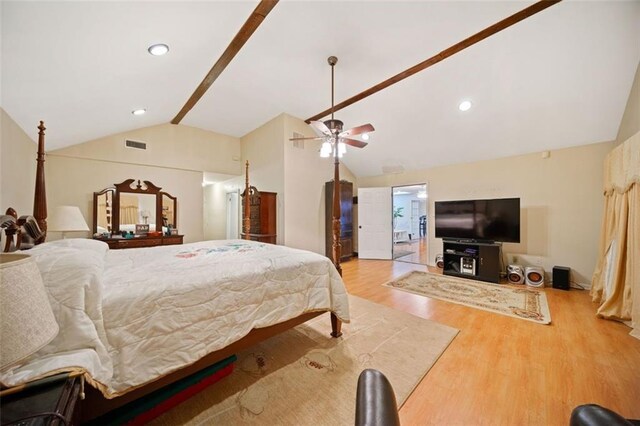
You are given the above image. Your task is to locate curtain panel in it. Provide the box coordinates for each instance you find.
[591,132,640,339]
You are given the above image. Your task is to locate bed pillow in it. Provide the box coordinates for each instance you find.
[29,238,109,257]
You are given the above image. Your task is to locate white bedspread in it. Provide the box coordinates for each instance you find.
[0,239,350,397]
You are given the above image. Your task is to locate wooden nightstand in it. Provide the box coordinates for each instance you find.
[1,376,82,425]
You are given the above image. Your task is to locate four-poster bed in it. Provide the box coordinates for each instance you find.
[0,122,349,420]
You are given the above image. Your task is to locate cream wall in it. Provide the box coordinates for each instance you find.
[616,61,640,145]
[359,141,616,286]
[46,123,242,242]
[54,123,241,175]
[0,108,37,213]
[283,114,358,255]
[228,114,287,244]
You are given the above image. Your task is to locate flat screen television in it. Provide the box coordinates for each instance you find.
[434,197,520,243]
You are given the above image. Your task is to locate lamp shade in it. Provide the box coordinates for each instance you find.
[0,254,59,371]
[48,206,89,232]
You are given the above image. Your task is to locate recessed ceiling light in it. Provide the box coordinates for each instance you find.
[361,133,370,141]
[148,43,169,56]
[132,109,146,116]
[459,100,472,112]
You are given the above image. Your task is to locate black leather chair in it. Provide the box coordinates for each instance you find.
[571,404,640,426]
[355,369,401,426]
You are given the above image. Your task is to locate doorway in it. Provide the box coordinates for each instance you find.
[392,184,428,264]
[226,191,239,239]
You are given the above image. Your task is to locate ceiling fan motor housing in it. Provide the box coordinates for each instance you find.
[324,119,343,133]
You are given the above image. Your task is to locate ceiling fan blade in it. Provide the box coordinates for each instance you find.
[309,120,332,137]
[339,123,374,138]
[341,137,368,148]
[288,136,323,141]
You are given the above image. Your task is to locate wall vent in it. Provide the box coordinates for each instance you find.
[125,140,147,150]
[292,132,305,149]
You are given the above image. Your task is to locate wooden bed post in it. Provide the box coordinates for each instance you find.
[33,121,47,239]
[330,148,343,338]
[243,161,251,240]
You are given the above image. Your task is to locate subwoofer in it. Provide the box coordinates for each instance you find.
[435,254,444,269]
[525,266,545,287]
[507,264,525,284]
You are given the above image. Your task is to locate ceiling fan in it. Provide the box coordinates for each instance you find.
[290,56,374,158]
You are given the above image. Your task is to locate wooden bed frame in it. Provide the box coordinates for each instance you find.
[1,122,345,420]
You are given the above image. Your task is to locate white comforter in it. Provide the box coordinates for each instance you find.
[0,239,350,397]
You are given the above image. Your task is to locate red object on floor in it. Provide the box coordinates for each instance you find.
[127,363,235,425]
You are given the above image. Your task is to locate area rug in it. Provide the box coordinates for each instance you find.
[149,296,458,425]
[384,271,551,325]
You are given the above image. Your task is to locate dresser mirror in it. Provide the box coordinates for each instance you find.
[92,188,115,234]
[161,192,177,228]
[93,179,177,235]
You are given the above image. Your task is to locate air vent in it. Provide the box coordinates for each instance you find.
[125,140,147,150]
[292,132,305,149]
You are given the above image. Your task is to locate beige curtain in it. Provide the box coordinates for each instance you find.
[119,194,139,225]
[591,132,640,339]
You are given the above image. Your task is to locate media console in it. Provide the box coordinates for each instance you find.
[442,240,501,284]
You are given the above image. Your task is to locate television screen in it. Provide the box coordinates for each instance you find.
[434,198,520,243]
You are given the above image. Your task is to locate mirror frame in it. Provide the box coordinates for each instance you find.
[112,179,163,234]
[92,187,115,235]
[160,192,178,229]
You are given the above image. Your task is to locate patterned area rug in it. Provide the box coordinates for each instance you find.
[150,296,458,425]
[384,271,551,324]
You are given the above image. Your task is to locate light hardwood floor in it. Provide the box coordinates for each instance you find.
[341,258,640,426]
[394,237,429,265]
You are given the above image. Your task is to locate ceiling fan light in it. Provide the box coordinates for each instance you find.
[320,142,332,157]
[361,133,369,141]
[338,142,346,155]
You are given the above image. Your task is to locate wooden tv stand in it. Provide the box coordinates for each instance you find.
[442,240,501,284]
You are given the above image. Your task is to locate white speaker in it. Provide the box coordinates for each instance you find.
[525,266,545,287]
[435,254,444,269]
[507,264,525,284]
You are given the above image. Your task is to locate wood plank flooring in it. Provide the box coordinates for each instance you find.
[341,258,640,426]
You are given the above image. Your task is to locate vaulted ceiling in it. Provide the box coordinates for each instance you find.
[2,1,639,177]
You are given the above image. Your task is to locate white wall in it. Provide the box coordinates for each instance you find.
[203,182,229,241]
[359,141,615,286]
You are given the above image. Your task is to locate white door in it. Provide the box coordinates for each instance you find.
[226,192,239,239]
[358,187,392,259]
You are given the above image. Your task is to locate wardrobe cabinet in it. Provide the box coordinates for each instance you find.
[325,180,353,262]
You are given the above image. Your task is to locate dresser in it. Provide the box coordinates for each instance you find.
[241,191,277,244]
[95,234,184,249]
[325,180,354,262]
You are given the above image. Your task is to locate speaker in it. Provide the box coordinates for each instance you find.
[435,254,444,269]
[552,266,570,290]
[507,264,525,284]
[525,266,545,287]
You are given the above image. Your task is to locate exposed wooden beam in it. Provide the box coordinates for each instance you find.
[171,0,279,124]
[306,0,561,123]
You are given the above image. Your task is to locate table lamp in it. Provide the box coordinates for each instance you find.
[0,253,59,372]
[48,206,89,239]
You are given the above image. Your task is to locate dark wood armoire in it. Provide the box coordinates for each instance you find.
[325,180,353,262]
[241,190,277,244]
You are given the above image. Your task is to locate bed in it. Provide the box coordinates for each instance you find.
[0,122,350,418]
